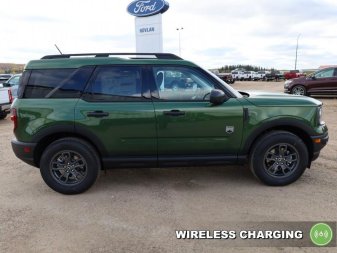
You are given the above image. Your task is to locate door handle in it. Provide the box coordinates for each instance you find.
[163,110,185,116]
[87,111,109,118]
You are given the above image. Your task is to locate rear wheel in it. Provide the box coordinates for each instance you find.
[291,85,306,96]
[250,131,308,186]
[40,138,100,194]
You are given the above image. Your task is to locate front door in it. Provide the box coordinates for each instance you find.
[150,66,244,163]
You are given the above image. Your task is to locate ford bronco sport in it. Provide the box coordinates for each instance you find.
[11,53,328,194]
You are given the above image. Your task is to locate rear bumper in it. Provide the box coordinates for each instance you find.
[11,139,38,167]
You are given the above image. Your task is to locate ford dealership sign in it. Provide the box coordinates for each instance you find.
[127,0,169,17]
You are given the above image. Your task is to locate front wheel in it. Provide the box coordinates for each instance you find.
[250,131,309,186]
[291,85,307,96]
[40,138,101,194]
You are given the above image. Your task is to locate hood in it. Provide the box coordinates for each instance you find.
[240,90,322,107]
[288,76,307,83]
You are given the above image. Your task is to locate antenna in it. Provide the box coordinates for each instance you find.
[54,44,63,55]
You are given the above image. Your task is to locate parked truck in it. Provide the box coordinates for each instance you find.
[284,70,305,80]
[0,87,13,119]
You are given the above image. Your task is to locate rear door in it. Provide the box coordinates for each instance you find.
[75,65,157,166]
[149,65,244,165]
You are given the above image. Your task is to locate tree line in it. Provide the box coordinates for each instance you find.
[219,65,272,72]
[0,63,25,74]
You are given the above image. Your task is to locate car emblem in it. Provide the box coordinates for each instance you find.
[226,126,234,134]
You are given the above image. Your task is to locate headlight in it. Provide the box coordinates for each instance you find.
[317,106,324,125]
[284,80,292,88]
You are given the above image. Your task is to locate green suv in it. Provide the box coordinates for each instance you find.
[11,53,328,194]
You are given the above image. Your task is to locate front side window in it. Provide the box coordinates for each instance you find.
[88,66,142,101]
[315,69,334,78]
[153,66,214,101]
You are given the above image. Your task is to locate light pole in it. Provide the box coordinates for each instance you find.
[176,27,184,56]
[294,34,301,70]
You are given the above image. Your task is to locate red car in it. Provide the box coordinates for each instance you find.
[284,67,337,96]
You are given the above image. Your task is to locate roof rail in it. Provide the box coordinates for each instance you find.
[41,53,182,60]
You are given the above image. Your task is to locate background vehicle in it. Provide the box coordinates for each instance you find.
[0,87,12,119]
[11,53,328,194]
[253,71,269,80]
[284,67,337,96]
[243,71,255,81]
[284,70,305,80]
[1,74,21,99]
[0,74,13,87]
[231,70,245,81]
[265,71,284,81]
[217,73,235,84]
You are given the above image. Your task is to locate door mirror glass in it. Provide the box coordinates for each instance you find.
[210,89,229,105]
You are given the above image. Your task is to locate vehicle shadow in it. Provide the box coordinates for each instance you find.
[93,165,256,192]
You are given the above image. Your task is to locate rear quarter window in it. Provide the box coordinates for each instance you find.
[23,67,94,98]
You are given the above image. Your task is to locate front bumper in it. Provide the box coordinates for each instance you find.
[311,132,329,161]
[11,139,38,167]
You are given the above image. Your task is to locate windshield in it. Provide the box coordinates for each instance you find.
[205,69,243,98]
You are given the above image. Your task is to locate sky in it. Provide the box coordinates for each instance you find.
[1,0,337,70]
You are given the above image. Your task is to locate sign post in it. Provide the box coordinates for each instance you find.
[127,0,170,53]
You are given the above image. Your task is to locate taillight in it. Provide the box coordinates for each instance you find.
[11,108,18,131]
[8,89,13,103]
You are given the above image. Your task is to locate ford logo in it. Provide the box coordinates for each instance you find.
[127,0,169,17]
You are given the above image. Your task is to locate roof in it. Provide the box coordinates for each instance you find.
[318,65,337,69]
[25,53,197,69]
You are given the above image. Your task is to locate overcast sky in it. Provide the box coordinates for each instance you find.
[1,0,337,70]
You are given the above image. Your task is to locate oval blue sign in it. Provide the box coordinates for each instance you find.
[127,0,169,17]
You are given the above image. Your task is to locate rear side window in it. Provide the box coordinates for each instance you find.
[86,66,142,101]
[23,67,94,98]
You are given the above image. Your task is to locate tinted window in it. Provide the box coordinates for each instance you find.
[24,67,94,98]
[7,76,20,86]
[153,66,214,101]
[88,66,142,101]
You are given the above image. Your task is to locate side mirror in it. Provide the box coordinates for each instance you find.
[311,76,316,80]
[2,82,10,87]
[210,89,229,105]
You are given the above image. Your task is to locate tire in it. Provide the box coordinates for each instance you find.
[249,131,309,186]
[40,137,101,194]
[291,85,307,96]
[0,111,7,120]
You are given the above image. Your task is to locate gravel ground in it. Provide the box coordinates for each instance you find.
[0,81,336,253]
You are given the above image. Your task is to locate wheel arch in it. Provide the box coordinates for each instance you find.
[242,119,315,164]
[32,126,107,167]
